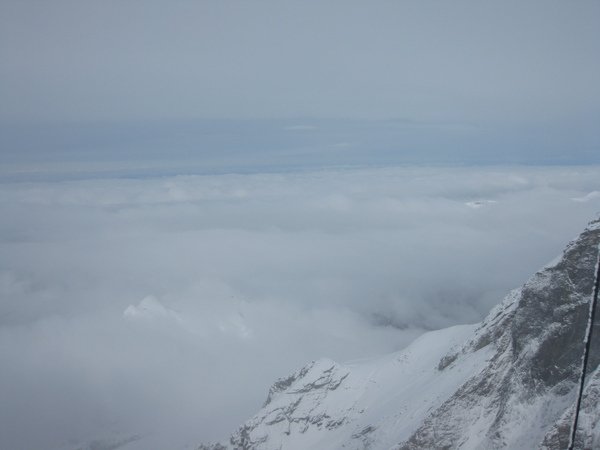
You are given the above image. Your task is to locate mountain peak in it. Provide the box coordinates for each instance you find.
[201,219,600,449]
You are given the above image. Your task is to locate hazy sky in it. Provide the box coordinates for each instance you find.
[1,0,598,123]
[1,1,599,167]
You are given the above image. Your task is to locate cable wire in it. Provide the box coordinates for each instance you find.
[568,246,600,450]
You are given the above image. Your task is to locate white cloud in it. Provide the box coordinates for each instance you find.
[1,165,600,449]
[123,296,182,323]
[465,199,498,209]
[572,190,600,203]
[283,125,318,131]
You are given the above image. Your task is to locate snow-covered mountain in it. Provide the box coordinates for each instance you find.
[200,219,600,450]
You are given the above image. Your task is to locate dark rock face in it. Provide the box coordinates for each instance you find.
[398,220,600,449]
[541,367,600,450]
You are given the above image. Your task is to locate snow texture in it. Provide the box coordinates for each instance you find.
[201,218,600,450]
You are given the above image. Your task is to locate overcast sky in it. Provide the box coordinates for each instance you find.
[0,0,600,168]
[1,0,598,124]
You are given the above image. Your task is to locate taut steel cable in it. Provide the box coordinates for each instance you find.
[568,246,600,450]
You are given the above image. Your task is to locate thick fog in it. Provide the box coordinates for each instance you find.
[1,165,600,449]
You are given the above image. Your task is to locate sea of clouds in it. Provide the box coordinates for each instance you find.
[1,165,600,449]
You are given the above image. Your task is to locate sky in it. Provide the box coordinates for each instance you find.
[1,1,600,449]
[1,0,599,167]
[1,0,599,123]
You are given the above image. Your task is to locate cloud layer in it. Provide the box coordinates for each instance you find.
[1,165,600,449]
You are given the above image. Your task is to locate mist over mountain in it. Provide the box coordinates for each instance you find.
[200,219,600,450]
[1,165,600,449]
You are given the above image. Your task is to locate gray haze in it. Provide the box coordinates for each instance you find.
[1,166,600,449]
[2,0,599,123]
[1,1,599,166]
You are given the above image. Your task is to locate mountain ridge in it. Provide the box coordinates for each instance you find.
[201,218,600,450]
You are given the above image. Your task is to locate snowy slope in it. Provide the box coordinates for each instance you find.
[201,325,491,450]
[201,218,600,450]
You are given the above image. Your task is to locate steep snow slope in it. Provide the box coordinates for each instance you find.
[202,325,491,450]
[399,219,600,450]
[201,219,600,450]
